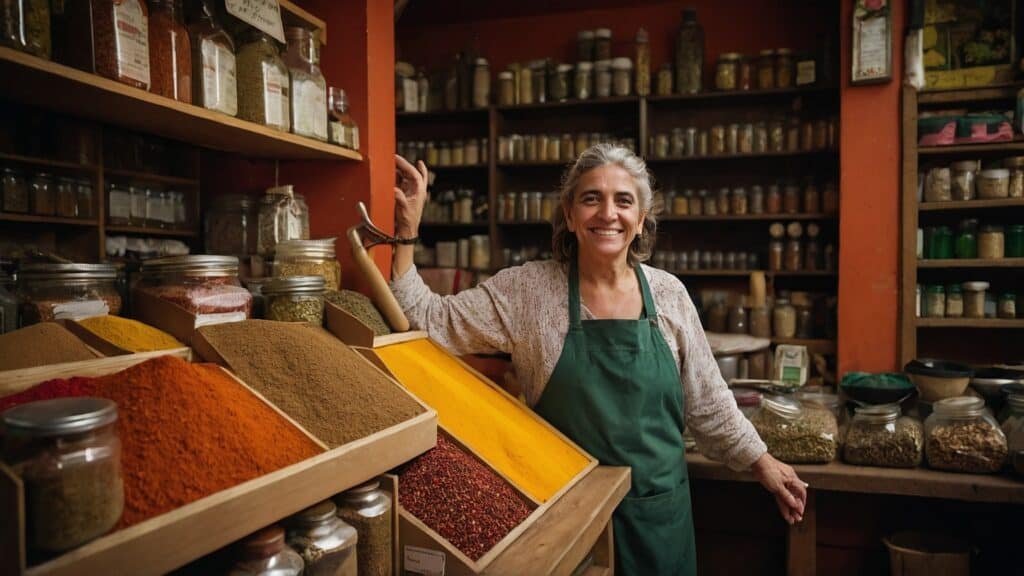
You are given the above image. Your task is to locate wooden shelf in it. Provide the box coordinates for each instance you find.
[771,337,836,354]
[496,96,639,112]
[0,213,98,227]
[499,220,551,226]
[916,318,1024,328]
[917,83,1023,105]
[0,153,98,174]
[686,453,1024,504]
[498,161,573,168]
[917,258,1024,269]
[397,108,490,120]
[645,149,836,163]
[104,225,199,238]
[429,164,488,172]
[661,213,834,222]
[103,169,199,187]
[919,198,1024,211]
[279,0,327,44]
[646,84,836,104]
[0,47,362,161]
[674,269,757,277]
[918,138,1024,156]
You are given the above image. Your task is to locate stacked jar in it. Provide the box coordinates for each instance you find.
[274,238,341,290]
[17,263,122,324]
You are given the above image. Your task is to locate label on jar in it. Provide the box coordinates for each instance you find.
[329,120,346,146]
[403,77,419,112]
[202,39,238,116]
[263,64,288,128]
[404,546,445,575]
[292,78,327,140]
[53,300,109,321]
[796,60,816,86]
[114,0,151,87]
[193,311,248,329]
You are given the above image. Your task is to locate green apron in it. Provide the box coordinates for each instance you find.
[534,261,697,576]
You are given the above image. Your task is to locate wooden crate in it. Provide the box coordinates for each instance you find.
[60,319,187,357]
[0,348,191,396]
[324,300,427,349]
[0,350,437,576]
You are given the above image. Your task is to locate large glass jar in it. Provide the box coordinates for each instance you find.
[76,179,94,219]
[757,49,775,89]
[978,225,1005,259]
[91,0,151,89]
[274,238,340,290]
[263,275,325,325]
[955,219,978,259]
[1000,384,1024,476]
[772,299,796,338]
[714,53,740,91]
[135,255,252,319]
[236,30,290,132]
[751,395,838,464]
[18,263,122,324]
[774,48,794,88]
[30,172,54,216]
[2,168,29,213]
[977,169,1010,199]
[950,161,977,201]
[674,8,703,94]
[257,187,309,256]
[55,177,77,218]
[188,1,237,116]
[2,397,124,554]
[229,526,304,576]
[843,404,923,468]
[336,480,393,576]
[286,500,358,576]
[284,27,327,141]
[205,194,258,257]
[962,281,989,319]
[748,306,770,337]
[1006,224,1024,257]
[925,396,1006,474]
[574,61,592,100]
[148,0,190,103]
[549,64,571,102]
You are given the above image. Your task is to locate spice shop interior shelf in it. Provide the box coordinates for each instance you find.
[644,149,836,163]
[686,453,1024,504]
[661,213,832,222]
[0,213,99,227]
[645,84,837,104]
[918,198,1024,211]
[0,153,99,174]
[102,169,199,187]
[917,258,1024,269]
[918,138,1024,156]
[495,96,639,112]
[770,338,836,355]
[103,225,199,238]
[916,318,1024,329]
[0,47,361,162]
[397,108,490,120]
[0,350,437,576]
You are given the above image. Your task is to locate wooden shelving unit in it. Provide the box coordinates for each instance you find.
[103,169,200,187]
[644,149,834,163]
[0,213,98,227]
[661,213,833,222]
[917,318,1024,328]
[919,198,1024,211]
[918,258,1024,268]
[918,138,1024,157]
[104,225,199,238]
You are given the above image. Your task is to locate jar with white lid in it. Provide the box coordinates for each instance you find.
[962,281,989,318]
[977,168,1010,199]
[612,58,633,97]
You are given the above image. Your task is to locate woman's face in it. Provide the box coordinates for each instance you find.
[565,164,646,264]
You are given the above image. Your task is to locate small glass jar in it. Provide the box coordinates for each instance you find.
[594,28,612,60]
[17,263,122,324]
[717,187,731,215]
[999,293,1017,319]
[925,225,953,259]
[924,167,952,202]
[715,53,740,91]
[670,128,685,158]
[738,123,754,154]
[843,405,923,468]
[656,63,673,96]
[206,194,259,257]
[766,185,782,214]
[2,168,29,213]
[924,285,945,318]
[55,177,78,218]
[336,481,393,576]
[925,396,1007,474]
[978,225,1005,259]
[962,281,989,319]
[2,397,124,554]
[574,61,593,100]
[753,122,769,154]
[135,255,252,319]
[75,179,94,219]
[731,188,749,215]
[950,161,977,201]
[726,123,740,155]
[464,139,480,165]
[768,240,784,271]
[689,190,704,215]
[955,219,978,259]
[775,48,794,88]
[612,58,633,97]
[727,304,748,334]
[703,190,718,215]
[800,120,815,151]
[784,240,802,271]
[286,500,357,576]
[803,182,820,214]
[264,274,326,324]
[772,299,796,338]
[795,306,814,338]
[577,30,595,61]
[549,63,572,102]
[710,125,726,155]
[757,49,775,89]
[498,71,515,106]
[530,61,547,104]
[751,395,838,464]
[595,60,613,98]
[977,169,1010,199]
[786,117,800,152]
[945,284,964,318]
[471,58,491,108]
[769,120,785,152]
[1004,158,1024,198]
[257,187,310,256]
[749,185,764,214]
[749,306,770,337]
[562,133,575,159]
[29,172,54,216]
[783,184,801,214]
[229,526,304,576]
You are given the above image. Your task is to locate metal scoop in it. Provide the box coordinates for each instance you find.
[346,202,411,332]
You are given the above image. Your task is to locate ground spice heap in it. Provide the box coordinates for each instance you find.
[375,339,590,503]
[399,434,534,560]
[324,290,392,336]
[196,320,424,447]
[0,355,323,527]
[77,315,184,352]
[0,322,99,371]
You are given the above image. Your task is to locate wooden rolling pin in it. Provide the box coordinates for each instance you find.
[346,226,411,333]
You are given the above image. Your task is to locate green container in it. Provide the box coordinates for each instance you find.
[1006,224,1024,258]
[925,226,953,259]
[956,220,978,259]
[956,114,1011,139]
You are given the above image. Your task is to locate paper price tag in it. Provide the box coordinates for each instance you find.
[225,0,285,44]
[404,545,446,575]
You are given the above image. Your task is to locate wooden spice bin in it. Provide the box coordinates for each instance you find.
[0,349,438,576]
[60,318,189,357]
[324,300,427,348]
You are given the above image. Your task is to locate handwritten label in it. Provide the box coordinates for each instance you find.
[225,0,285,44]
[404,546,445,576]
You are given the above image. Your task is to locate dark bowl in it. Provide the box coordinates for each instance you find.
[840,372,916,405]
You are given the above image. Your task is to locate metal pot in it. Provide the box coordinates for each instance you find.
[715,354,740,382]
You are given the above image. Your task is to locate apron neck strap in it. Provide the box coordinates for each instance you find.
[568,259,658,328]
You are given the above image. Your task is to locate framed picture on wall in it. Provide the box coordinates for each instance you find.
[851,0,893,84]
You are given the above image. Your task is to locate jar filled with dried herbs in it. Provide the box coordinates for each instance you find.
[750,395,837,464]
[286,500,358,576]
[257,186,309,256]
[188,0,236,115]
[229,525,304,576]
[843,404,923,468]
[91,0,151,89]
[2,397,124,554]
[285,27,327,141]
[263,275,325,325]
[274,238,340,290]
[237,29,290,132]
[925,396,1007,474]
[148,0,191,103]
[336,481,393,576]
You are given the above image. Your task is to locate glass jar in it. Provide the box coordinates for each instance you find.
[843,405,923,468]
[670,129,685,158]
[656,63,673,96]
[738,123,754,154]
[594,60,613,98]
[135,255,252,319]
[90,0,150,89]
[962,281,989,319]
[188,1,236,115]
[757,49,775,89]
[229,525,304,576]
[257,187,309,256]
[731,187,748,215]
[710,125,726,155]
[726,123,739,155]
[561,133,575,159]
[55,177,78,218]
[1006,224,1024,257]
[925,396,1007,474]
[469,235,490,271]
[574,62,593,100]
[783,183,800,214]
[733,389,763,420]
[795,306,813,338]
[29,172,54,216]
[977,169,1010,199]
[1,0,48,57]
[924,285,945,318]
[2,168,29,213]
[784,240,802,271]
[775,48,794,88]
[17,263,122,324]
[1001,385,1024,476]
[286,500,357,576]
[549,63,571,102]
[716,187,731,215]
[924,167,952,202]
[769,120,785,152]
[950,161,977,201]
[594,28,612,61]
[749,306,770,337]
[284,27,327,141]
[675,8,703,94]
[237,30,290,132]
[274,238,340,290]
[786,117,800,152]
[772,299,796,338]
[703,190,718,215]
[978,225,1005,259]
[495,71,515,106]
[802,181,820,214]
[148,0,191,103]
[612,58,633,97]
[925,226,953,259]
[654,133,670,159]
[541,193,556,221]
[577,30,594,61]
[106,183,129,225]
[472,57,490,108]
[714,53,740,91]
[955,219,978,259]
[751,395,838,464]
[2,397,124,554]
[688,189,703,215]
[749,185,764,214]
[530,61,547,104]
[263,275,325,324]
[336,481,393,576]
[727,304,747,334]
[706,300,727,332]
[999,293,1016,319]
[76,179,94,219]
[769,240,784,271]
[766,185,782,214]
[945,284,964,318]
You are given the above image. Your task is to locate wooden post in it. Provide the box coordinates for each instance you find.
[786,489,816,576]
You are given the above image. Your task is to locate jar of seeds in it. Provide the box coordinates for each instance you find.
[751,395,838,464]
[843,404,923,468]
[925,396,1007,474]
[263,275,326,325]
[336,480,393,576]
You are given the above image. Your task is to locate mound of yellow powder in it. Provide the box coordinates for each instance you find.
[78,315,184,352]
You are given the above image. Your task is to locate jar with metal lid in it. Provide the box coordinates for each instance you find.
[594,60,613,98]
[945,284,963,317]
[263,275,325,324]
[594,28,612,61]
[2,168,28,213]
[497,71,515,106]
[775,48,794,88]
[30,172,54,216]
[229,525,304,576]
[797,388,847,441]
[18,263,122,324]
[716,187,731,214]
[530,61,547,103]
[769,120,785,152]
[274,238,341,290]
[843,404,923,468]
[549,63,571,102]
[204,194,259,257]
[924,285,945,318]
[2,397,124,554]
[727,304,747,334]
[237,30,290,132]
[978,225,1005,259]
[1005,157,1024,198]
[999,293,1016,319]
[726,123,739,154]
[689,189,704,215]
[574,62,593,100]
[336,480,393,576]
[925,396,1006,474]
[751,395,838,464]
[950,161,977,200]
[757,49,775,89]
[257,186,309,256]
[286,500,357,576]
[135,255,252,319]
[612,58,633,97]
[962,281,989,319]
[772,299,796,338]
[730,188,748,215]
[977,169,1010,199]
[714,53,740,90]
[710,125,726,155]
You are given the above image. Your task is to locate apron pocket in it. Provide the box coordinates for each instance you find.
[613,479,695,575]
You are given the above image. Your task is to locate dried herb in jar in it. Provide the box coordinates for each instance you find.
[267,294,324,325]
[236,30,290,131]
[927,421,1007,474]
[843,415,923,468]
[752,398,837,464]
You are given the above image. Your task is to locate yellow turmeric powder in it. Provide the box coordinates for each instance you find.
[375,338,590,503]
[78,315,184,352]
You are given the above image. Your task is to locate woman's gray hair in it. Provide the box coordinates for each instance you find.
[551,143,658,267]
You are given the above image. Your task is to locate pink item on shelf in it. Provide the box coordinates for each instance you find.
[918,121,956,146]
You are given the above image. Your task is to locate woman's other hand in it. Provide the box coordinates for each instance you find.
[395,154,428,238]
[751,453,807,525]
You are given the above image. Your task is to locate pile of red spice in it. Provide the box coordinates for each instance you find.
[398,434,534,561]
[0,355,323,527]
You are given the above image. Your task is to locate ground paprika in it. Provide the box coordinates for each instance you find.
[0,355,322,527]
